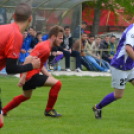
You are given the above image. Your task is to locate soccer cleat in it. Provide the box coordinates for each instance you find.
[92,105,102,119]
[45,109,62,117]
[3,113,10,117]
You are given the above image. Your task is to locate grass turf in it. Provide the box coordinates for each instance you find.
[1,75,134,134]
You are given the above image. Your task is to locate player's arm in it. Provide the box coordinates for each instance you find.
[41,66,52,77]
[18,56,40,87]
[125,45,134,60]
[125,31,134,60]
[6,57,40,74]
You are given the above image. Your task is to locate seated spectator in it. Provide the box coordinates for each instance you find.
[36,32,43,43]
[73,21,87,38]
[92,36,110,70]
[83,34,109,72]
[59,26,82,72]
[108,35,116,56]
[100,35,113,63]
[19,30,31,64]
[73,33,96,71]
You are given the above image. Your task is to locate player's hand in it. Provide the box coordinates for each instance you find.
[21,49,26,54]
[32,57,41,69]
[18,77,26,87]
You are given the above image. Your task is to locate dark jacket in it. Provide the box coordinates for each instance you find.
[60,35,73,50]
[99,40,110,58]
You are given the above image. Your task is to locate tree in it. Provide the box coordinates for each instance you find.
[83,0,134,36]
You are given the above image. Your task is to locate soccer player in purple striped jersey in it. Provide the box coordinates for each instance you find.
[93,24,134,119]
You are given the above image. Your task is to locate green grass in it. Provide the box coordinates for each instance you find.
[1,75,134,134]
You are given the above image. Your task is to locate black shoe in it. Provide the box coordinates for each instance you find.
[3,113,10,117]
[45,109,62,117]
[92,105,102,119]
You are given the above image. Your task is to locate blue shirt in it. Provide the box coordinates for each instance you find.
[19,36,31,63]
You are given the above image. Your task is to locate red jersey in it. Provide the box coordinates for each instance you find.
[25,40,51,81]
[0,22,23,71]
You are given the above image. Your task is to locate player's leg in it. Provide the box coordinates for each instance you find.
[93,66,126,119]
[2,89,33,115]
[0,99,4,128]
[44,76,62,117]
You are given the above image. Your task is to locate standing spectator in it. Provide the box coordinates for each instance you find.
[28,26,38,49]
[92,36,110,70]
[73,21,87,38]
[36,32,43,43]
[108,35,116,56]
[60,26,81,72]
[100,35,113,63]
[19,30,31,64]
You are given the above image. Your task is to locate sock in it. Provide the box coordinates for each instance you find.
[96,92,116,109]
[46,81,62,112]
[2,95,30,114]
[0,118,3,128]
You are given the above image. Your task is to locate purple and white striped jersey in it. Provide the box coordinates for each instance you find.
[111,24,134,70]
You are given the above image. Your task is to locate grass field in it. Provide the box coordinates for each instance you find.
[1,75,134,134]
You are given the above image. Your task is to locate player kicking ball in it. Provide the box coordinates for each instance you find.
[93,24,134,119]
[3,25,64,117]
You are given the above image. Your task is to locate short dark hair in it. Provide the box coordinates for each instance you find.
[64,26,70,30]
[14,3,32,22]
[105,35,109,38]
[82,21,87,25]
[111,35,116,38]
[49,25,64,38]
[96,35,102,39]
[88,34,94,38]
[36,31,42,37]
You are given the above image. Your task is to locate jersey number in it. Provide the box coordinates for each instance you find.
[120,78,127,86]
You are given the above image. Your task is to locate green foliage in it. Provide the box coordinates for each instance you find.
[1,75,134,134]
[83,0,134,17]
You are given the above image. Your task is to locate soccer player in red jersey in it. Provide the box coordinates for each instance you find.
[3,25,64,117]
[0,3,40,128]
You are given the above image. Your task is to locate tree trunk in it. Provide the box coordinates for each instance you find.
[91,6,101,36]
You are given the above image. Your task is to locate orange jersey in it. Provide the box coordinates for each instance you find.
[0,22,23,71]
[25,40,51,81]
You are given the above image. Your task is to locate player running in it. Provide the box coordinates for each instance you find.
[0,3,40,128]
[93,24,134,119]
[3,25,64,118]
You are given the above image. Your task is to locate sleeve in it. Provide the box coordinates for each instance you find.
[6,58,33,74]
[126,31,134,47]
[30,46,49,59]
[6,31,23,59]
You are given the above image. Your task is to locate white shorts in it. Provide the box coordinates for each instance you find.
[111,66,134,89]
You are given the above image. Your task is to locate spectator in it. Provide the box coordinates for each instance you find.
[83,34,109,72]
[100,35,113,63]
[60,26,82,72]
[19,30,31,64]
[73,33,96,71]
[36,32,43,43]
[108,35,116,56]
[92,36,110,70]
[73,21,87,38]
[42,33,49,41]
[28,26,38,49]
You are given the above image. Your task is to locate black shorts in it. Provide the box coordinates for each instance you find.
[23,74,48,90]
